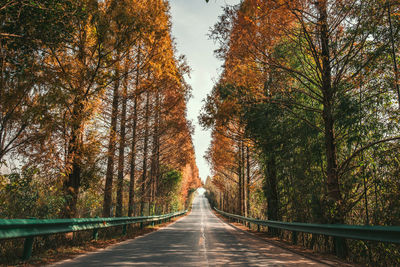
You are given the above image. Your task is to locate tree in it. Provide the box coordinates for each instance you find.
[0,0,78,165]
[203,0,400,261]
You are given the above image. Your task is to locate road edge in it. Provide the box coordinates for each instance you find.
[210,208,357,267]
[3,212,190,267]
[47,212,190,266]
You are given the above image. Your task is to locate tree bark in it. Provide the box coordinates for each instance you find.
[246,145,250,217]
[241,141,245,216]
[140,90,150,215]
[387,0,400,109]
[63,101,84,218]
[264,155,279,235]
[128,46,141,217]
[150,89,160,214]
[128,93,138,217]
[317,0,347,256]
[237,142,242,215]
[317,0,341,205]
[103,58,120,218]
[116,59,128,217]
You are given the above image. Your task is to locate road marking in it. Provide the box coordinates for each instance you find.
[200,198,209,266]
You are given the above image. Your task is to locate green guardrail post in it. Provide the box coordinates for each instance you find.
[92,217,99,240]
[292,231,298,244]
[334,237,347,259]
[22,236,34,260]
[92,228,99,240]
[140,222,143,229]
[122,224,127,235]
[22,217,37,260]
[257,224,260,232]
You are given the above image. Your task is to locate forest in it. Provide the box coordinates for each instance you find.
[0,0,201,221]
[2,0,400,265]
[201,0,400,265]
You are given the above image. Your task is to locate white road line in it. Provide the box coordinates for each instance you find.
[200,197,209,266]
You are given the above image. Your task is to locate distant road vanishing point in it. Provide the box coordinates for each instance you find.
[52,193,327,266]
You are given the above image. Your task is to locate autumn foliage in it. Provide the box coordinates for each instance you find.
[0,0,200,221]
[202,0,400,265]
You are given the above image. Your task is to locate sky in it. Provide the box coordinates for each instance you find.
[169,0,240,182]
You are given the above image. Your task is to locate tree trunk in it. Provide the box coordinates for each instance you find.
[246,145,250,217]
[387,0,400,109]
[116,61,128,217]
[63,161,81,218]
[317,0,347,257]
[241,141,245,216]
[128,93,138,217]
[128,47,141,217]
[237,142,242,215]
[264,155,279,235]
[150,89,160,213]
[103,58,120,218]
[317,0,341,207]
[140,90,150,215]
[155,127,160,211]
[63,101,84,218]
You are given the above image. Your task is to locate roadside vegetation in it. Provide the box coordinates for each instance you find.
[0,0,200,262]
[201,0,400,265]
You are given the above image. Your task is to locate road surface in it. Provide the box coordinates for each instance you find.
[52,194,327,266]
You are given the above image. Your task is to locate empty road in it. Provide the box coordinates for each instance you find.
[53,194,327,266]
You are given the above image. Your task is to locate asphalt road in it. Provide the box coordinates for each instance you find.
[52,194,327,266]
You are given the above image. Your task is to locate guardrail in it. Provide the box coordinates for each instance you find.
[214,208,400,258]
[0,210,187,260]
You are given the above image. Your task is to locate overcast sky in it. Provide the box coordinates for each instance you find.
[169,0,240,182]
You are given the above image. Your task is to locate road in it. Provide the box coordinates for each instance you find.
[52,194,327,266]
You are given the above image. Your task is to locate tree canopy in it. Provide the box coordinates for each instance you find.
[202,0,400,265]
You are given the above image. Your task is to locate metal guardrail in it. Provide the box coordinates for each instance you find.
[214,208,400,257]
[0,210,187,260]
